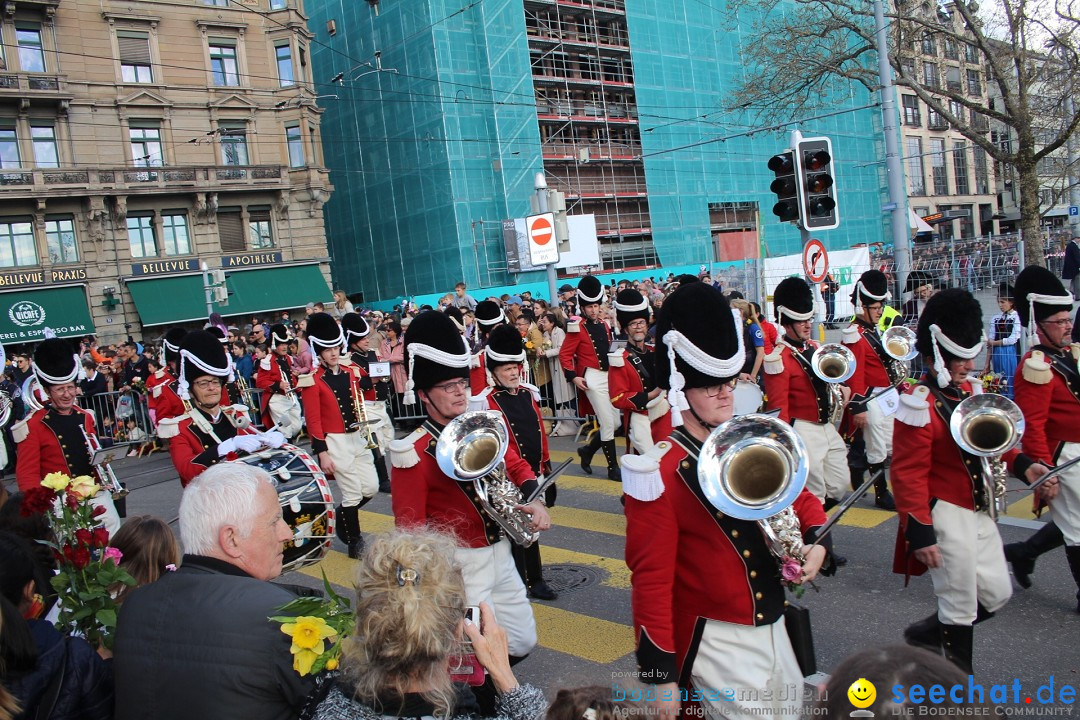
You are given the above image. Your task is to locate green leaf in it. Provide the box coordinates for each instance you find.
[97,608,117,629]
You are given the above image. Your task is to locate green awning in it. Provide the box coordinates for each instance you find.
[126,264,332,327]
[0,285,96,342]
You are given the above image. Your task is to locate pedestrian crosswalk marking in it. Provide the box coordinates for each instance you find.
[556,473,625,497]
[550,505,627,536]
[825,505,893,529]
[531,604,634,664]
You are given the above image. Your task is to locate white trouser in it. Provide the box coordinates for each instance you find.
[364,400,393,452]
[793,419,849,502]
[864,388,895,464]
[928,500,1012,625]
[455,538,537,657]
[690,618,803,720]
[268,394,303,437]
[628,412,655,455]
[1049,442,1080,546]
[90,492,122,537]
[325,432,378,506]
[584,367,619,442]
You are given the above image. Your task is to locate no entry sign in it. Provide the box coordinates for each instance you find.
[527,212,558,265]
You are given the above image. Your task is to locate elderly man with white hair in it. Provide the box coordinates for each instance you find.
[113,462,314,720]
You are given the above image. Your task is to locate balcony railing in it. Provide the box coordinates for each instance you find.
[0,73,69,97]
[549,175,647,197]
[0,164,285,191]
[542,140,641,161]
[927,115,949,130]
[536,99,637,121]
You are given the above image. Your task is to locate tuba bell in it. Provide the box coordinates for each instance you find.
[811,343,856,425]
[435,410,539,547]
[949,392,1024,521]
[697,414,809,562]
[881,325,918,384]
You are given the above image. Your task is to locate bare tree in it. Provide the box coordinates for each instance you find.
[729,0,1080,266]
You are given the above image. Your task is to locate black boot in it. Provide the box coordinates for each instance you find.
[339,504,364,559]
[903,613,941,652]
[870,462,896,511]
[1004,522,1065,589]
[601,440,621,482]
[850,467,865,492]
[940,624,974,674]
[577,434,602,475]
[823,497,840,512]
[1066,546,1080,614]
[334,504,350,545]
[373,447,392,494]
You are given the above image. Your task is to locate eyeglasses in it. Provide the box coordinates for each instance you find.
[193,378,223,390]
[703,379,739,397]
[431,378,469,394]
[1040,318,1074,327]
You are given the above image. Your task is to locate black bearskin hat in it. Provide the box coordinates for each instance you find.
[341,312,371,346]
[32,338,80,387]
[772,277,815,324]
[206,326,228,344]
[613,289,650,329]
[577,275,605,306]
[269,323,290,346]
[675,274,700,286]
[851,269,890,308]
[178,330,233,398]
[403,310,472,403]
[654,283,744,427]
[916,288,984,387]
[475,300,506,332]
[162,327,188,367]
[997,281,1014,301]
[306,312,344,354]
[1014,265,1072,327]
[443,305,466,333]
[485,324,526,369]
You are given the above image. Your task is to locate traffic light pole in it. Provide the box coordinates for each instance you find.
[534,173,559,307]
[873,0,911,300]
[790,130,828,333]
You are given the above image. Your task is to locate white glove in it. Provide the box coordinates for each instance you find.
[233,434,265,454]
[259,430,286,449]
[217,437,238,457]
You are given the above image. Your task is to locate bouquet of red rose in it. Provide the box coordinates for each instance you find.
[23,472,136,649]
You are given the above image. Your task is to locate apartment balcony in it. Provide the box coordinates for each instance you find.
[0,164,289,197]
[0,72,73,105]
[928,116,949,130]
[971,115,990,132]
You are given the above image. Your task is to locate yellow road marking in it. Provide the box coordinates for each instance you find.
[1005,495,1038,519]
[531,604,634,664]
[556,473,625,497]
[540,545,631,588]
[826,505,894,529]
[550,505,627,536]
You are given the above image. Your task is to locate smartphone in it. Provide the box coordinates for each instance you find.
[464,606,481,627]
[450,605,486,686]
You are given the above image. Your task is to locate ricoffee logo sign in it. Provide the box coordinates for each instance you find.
[8,300,46,328]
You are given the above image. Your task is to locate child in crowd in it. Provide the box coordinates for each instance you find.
[108,516,181,606]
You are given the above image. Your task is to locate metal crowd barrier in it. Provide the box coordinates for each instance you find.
[79,389,156,448]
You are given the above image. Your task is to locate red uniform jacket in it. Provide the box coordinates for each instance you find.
[167,406,256,487]
[624,429,827,685]
[255,353,296,427]
[146,369,185,423]
[842,320,893,398]
[609,346,672,447]
[299,365,362,455]
[1013,345,1080,463]
[469,352,490,395]
[763,340,829,424]
[476,385,549,474]
[891,380,1029,575]
[15,406,97,492]
[392,419,539,548]
[559,318,612,380]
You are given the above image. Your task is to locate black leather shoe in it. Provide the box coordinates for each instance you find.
[578,447,594,475]
[1004,543,1034,589]
[529,582,558,601]
[833,554,848,567]
[875,489,897,511]
[348,535,365,560]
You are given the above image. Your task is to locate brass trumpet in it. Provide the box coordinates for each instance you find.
[949,393,1024,521]
[810,343,855,425]
[80,425,128,498]
[350,372,379,450]
[881,325,918,384]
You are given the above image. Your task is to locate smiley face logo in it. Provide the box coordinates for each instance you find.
[848,678,877,709]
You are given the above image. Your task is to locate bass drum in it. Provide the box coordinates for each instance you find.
[233,444,335,572]
[732,380,764,416]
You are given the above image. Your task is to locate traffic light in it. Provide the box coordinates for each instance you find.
[768,151,801,224]
[797,137,839,230]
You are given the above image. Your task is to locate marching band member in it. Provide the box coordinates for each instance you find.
[146,327,187,424]
[471,323,558,601]
[1010,266,1080,613]
[299,312,379,558]
[764,277,849,509]
[891,288,1049,672]
[15,339,122,534]
[255,323,303,439]
[342,311,393,491]
[624,283,829,719]
[842,269,898,510]
[608,288,670,455]
[470,300,506,393]
[560,275,621,481]
[160,331,281,486]
[391,310,551,660]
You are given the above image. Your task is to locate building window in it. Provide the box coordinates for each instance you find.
[973,146,989,194]
[219,122,248,165]
[248,207,273,248]
[209,41,240,87]
[130,124,163,166]
[905,137,925,196]
[275,43,294,87]
[31,126,58,167]
[161,213,191,255]
[921,33,935,55]
[217,209,245,252]
[204,0,229,5]
[930,138,948,195]
[127,216,156,258]
[923,62,939,89]
[269,0,288,7]
[45,217,78,264]
[0,219,37,267]
[943,38,958,60]
[900,57,916,79]
[0,127,20,168]
[966,69,981,96]
[16,26,45,73]
[964,42,979,63]
[945,66,962,92]
[902,95,921,126]
[953,142,969,195]
[118,31,153,83]
[286,124,304,167]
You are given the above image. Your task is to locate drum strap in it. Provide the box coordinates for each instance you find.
[189,406,226,446]
[778,338,831,424]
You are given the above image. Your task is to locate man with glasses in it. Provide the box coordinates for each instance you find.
[162,331,281,486]
[391,310,551,663]
[842,269,898,510]
[608,288,669,455]
[1010,266,1080,613]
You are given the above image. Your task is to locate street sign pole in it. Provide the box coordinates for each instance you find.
[535,173,559,305]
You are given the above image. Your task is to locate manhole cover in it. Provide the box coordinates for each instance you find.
[543,564,603,595]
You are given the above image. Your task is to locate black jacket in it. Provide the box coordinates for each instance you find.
[113,555,316,720]
[6,619,114,720]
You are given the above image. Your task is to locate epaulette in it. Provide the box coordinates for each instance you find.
[967,375,984,396]
[608,350,625,368]
[389,427,426,468]
[894,386,931,428]
[763,347,785,375]
[295,372,316,389]
[470,351,483,369]
[1022,350,1052,385]
[467,387,492,412]
[259,356,272,371]
[10,418,29,443]
[338,355,354,367]
[156,414,185,439]
[620,440,672,502]
[841,325,860,344]
[226,405,252,429]
[154,369,166,380]
[152,384,163,398]
[567,321,581,333]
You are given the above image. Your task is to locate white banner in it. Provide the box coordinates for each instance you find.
[763,246,871,322]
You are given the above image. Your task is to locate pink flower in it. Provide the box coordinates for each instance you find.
[781,559,803,583]
[102,547,123,565]
[165,564,177,572]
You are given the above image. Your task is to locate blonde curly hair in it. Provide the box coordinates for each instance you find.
[340,529,467,717]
